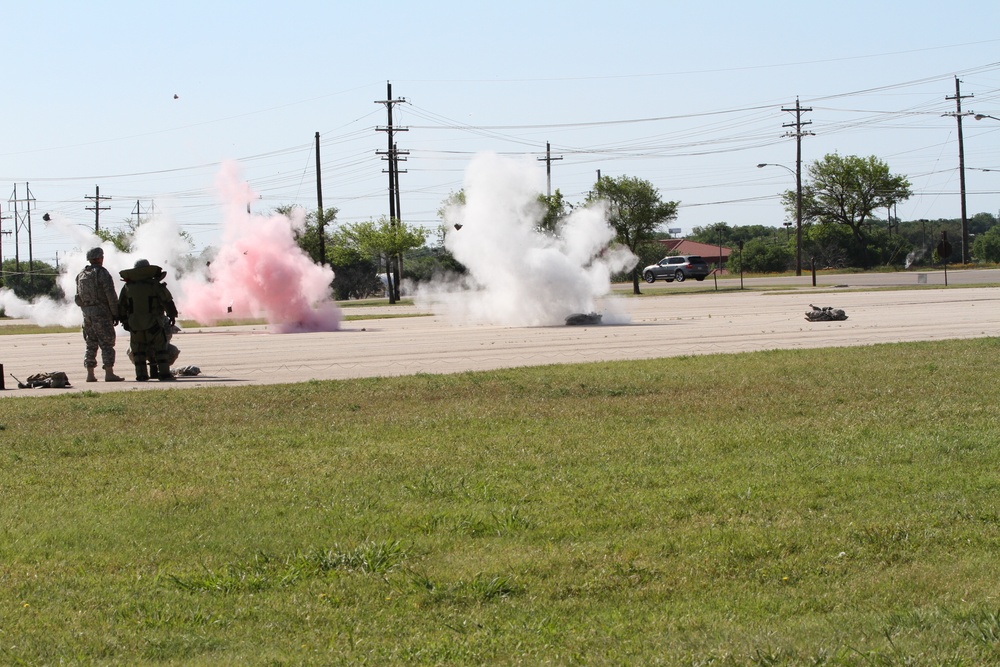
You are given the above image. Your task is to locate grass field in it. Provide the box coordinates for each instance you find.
[2,339,1000,665]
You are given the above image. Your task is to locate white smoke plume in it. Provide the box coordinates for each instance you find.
[415,153,636,326]
[0,211,192,326]
[905,247,927,269]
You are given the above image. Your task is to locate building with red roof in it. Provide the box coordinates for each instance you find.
[656,238,731,269]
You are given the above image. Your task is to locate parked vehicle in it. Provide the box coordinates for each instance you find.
[642,255,711,283]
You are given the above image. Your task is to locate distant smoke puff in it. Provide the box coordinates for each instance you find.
[415,152,635,326]
[0,214,189,326]
[177,161,341,333]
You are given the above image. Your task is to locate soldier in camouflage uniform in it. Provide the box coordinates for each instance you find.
[118,259,179,382]
[74,247,124,382]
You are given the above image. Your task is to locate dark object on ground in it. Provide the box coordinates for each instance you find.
[805,304,848,322]
[17,371,71,389]
[566,312,602,326]
[172,366,202,377]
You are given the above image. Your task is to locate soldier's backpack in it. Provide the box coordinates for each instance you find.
[19,372,71,389]
[75,266,101,307]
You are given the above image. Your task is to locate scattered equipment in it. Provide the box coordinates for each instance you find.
[805,304,848,322]
[16,371,72,389]
[565,312,602,326]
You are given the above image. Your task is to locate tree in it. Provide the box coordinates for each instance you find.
[327,231,383,300]
[402,245,467,283]
[1,259,61,301]
[537,189,571,234]
[973,226,1000,264]
[587,175,679,294]
[691,223,779,249]
[788,154,911,268]
[727,238,793,274]
[341,217,426,304]
[970,212,998,237]
[276,205,339,266]
[95,219,137,253]
[802,222,852,269]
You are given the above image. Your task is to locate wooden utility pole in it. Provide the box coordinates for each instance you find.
[390,140,409,291]
[375,81,408,303]
[85,185,111,232]
[782,98,813,276]
[315,131,326,266]
[946,76,973,264]
[0,203,11,281]
[537,142,563,197]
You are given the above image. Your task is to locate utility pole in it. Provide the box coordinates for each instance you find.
[392,141,407,227]
[315,131,326,266]
[375,81,408,303]
[537,142,563,197]
[131,199,154,226]
[0,204,10,283]
[946,76,973,264]
[9,183,36,279]
[390,142,410,302]
[782,98,813,277]
[85,185,111,233]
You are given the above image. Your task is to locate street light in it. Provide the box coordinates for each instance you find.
[715,222,725,292]
[757,162,803,276]
[974,114,1000,122]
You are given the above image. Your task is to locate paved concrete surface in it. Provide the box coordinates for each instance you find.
[3,279,998,397]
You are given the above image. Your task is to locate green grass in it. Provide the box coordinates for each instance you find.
[3,339,1000,664]
[338,297,416,308]
[0,323,83,335]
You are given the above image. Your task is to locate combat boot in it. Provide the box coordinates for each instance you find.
[134,363,149,382]
[157,363,176,381]
[103,365,124,382]
[86,366,98,382]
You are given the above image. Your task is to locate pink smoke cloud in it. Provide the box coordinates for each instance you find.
[177,161,341,333]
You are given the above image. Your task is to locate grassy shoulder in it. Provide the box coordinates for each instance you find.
[3,339,1000,664]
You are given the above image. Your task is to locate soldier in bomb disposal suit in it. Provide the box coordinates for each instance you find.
[118,259,179,382]
[74,247,125,382]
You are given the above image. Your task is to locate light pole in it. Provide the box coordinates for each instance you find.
[715,222,725,292]
[758,162,802,276]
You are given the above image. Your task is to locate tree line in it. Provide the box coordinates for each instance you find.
[3,152,999,305]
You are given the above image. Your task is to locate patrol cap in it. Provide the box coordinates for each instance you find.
[86,247,104,261]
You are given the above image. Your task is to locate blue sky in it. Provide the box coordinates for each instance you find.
[3,0,999,265]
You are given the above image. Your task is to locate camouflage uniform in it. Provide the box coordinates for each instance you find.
[75,258,120,370]
[118,262,179,382]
